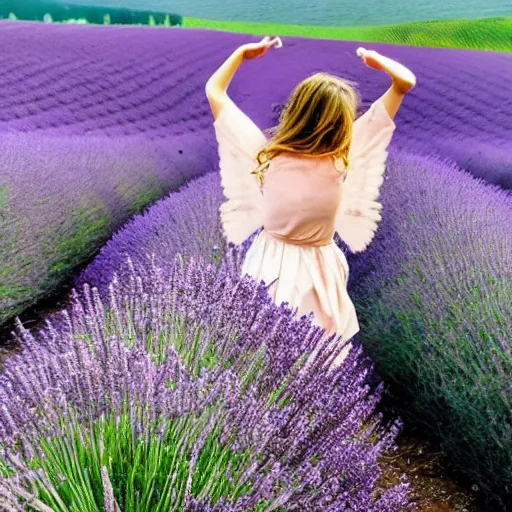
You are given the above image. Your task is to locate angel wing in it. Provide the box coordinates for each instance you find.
[213,98,267,245]
[335,98,396,253]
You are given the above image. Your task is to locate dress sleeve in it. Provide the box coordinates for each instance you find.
[213,98,267,245]
[334,98,396,253]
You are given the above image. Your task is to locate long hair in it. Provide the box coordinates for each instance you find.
[253,73,360,184]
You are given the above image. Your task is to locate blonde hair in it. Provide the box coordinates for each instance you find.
[253,73,360,185]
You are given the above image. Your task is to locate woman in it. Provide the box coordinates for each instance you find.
[206,36,416,362]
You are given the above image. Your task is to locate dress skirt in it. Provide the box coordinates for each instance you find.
[242,230,360,360]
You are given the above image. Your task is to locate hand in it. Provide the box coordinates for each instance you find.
[356,47,386,71]
[238,36,283,61]
[356,47,416,93]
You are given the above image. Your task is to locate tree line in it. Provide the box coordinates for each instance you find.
[0,0,183,26]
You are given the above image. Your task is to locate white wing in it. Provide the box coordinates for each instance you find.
[213,98,267,245]
[335,99,396,253]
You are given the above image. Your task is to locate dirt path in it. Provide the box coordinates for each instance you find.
[380,430,485,511]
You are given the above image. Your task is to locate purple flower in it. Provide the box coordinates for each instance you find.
[0,255,409,510]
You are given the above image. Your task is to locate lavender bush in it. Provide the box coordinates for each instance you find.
[436,137,512,190]
[78,172,226,294]
[345,150,512,504]
[0,131,217,326]
[0,255,409,510]
[0,22,511,187]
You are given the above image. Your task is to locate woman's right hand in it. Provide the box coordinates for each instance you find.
[238,36,283,61]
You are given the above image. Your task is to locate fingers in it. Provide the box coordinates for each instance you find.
[357,47,381,60]
[258,35,283,49]
[272,36,283,48]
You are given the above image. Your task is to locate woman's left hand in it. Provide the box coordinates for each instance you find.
[238,36,283,61]
[356,48,386,71]
[357,47,416,93]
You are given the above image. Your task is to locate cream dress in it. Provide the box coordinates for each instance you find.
[213,97,396,361]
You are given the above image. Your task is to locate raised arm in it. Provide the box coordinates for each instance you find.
[205,36,282,120]
[356,47,416,120]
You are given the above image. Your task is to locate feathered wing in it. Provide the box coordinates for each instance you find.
[335,98,396,253]
[213,98,267,245]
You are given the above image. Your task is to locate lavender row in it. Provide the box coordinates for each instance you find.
[0,130,217,326]
[345,150,512,505]
[77,171,226,293]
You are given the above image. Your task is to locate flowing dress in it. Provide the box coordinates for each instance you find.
[213,96,396,358]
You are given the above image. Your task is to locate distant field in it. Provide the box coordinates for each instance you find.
[184,16,512,52]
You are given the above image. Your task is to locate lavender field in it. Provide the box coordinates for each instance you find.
[1,20,511,325]
[1,18,512,510]
[1,21,511,183]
